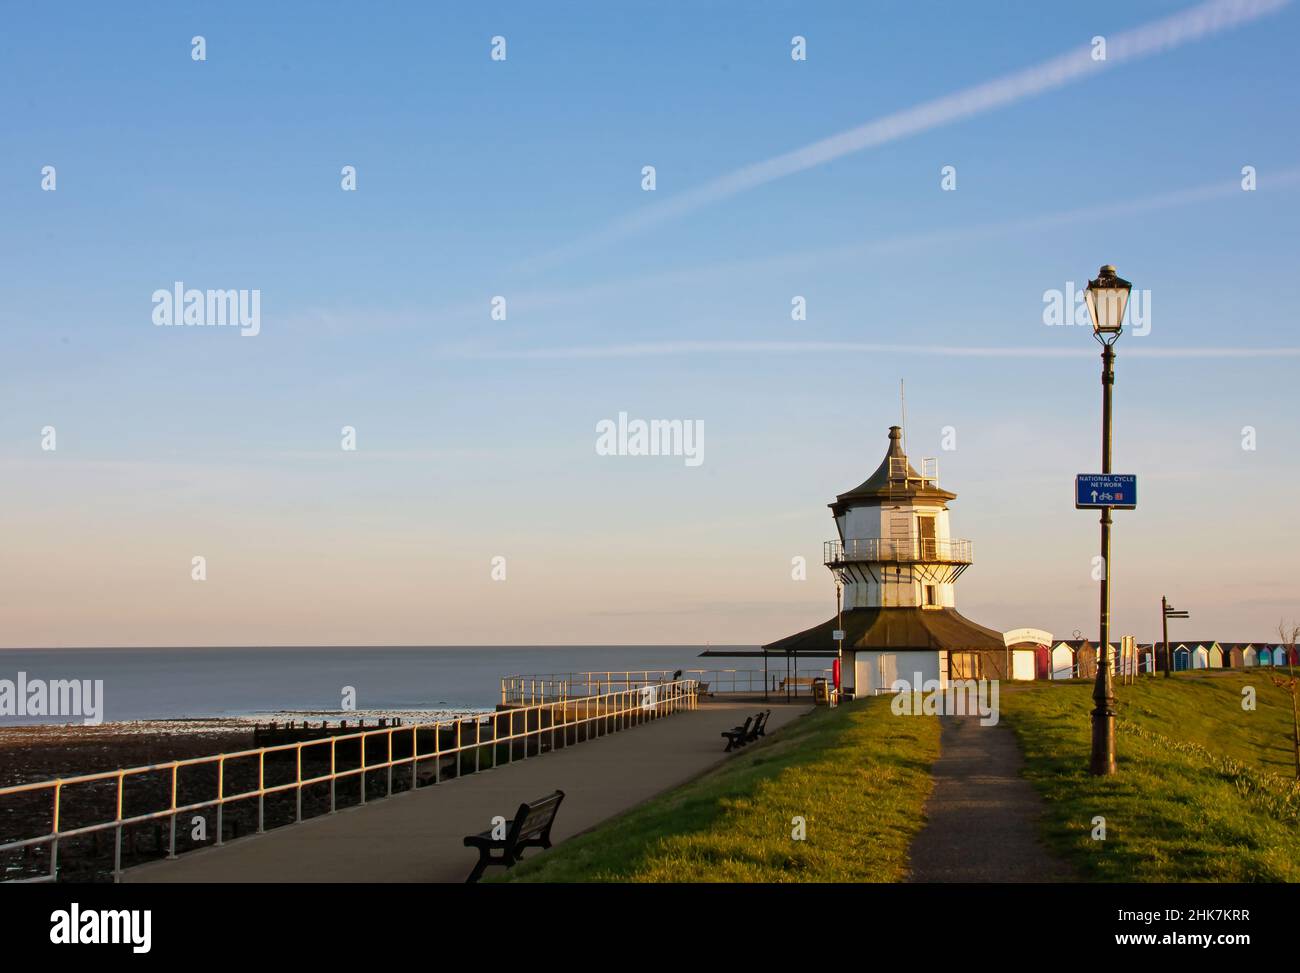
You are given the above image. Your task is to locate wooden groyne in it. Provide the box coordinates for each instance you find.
[252,718,405,747]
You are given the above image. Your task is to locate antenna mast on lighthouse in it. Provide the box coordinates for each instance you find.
[899,379,907,454]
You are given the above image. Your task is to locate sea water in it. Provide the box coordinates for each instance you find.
[0,645,740,724]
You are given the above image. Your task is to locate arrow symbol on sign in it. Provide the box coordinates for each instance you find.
[1091,490,1098,502]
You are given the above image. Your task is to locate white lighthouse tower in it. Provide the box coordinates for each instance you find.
[827,425,970,613]
[764,425,1005,698]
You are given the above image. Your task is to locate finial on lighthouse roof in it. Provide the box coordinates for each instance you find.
[829,424,956,512]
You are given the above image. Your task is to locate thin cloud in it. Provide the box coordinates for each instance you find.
[453,340,1300,361]
[522,0,1291,270]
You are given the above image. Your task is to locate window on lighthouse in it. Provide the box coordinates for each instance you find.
[924,584,938,608]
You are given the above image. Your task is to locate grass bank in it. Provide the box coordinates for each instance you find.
[1001,671,1300,881]
[501,697,940,882]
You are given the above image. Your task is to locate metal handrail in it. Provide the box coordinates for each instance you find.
[824,537,973,565]
[500,668,831,705]
[0,680,698,884]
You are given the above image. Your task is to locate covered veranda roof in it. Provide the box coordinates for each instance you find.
[744,607,1006,657]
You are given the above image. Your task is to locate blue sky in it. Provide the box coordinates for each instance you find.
[2,1,1298,646]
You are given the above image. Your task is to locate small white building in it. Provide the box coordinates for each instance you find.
[762,426,1006,697]
[1004,628,1053,681]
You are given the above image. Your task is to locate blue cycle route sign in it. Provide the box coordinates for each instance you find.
[1075,474,1137,510]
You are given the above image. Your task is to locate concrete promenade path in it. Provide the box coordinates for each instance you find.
[125,699,810,883]
[907,715,1073,882]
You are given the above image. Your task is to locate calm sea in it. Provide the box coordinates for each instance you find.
[0,646,746,724]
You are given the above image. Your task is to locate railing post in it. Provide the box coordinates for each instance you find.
[216,756,226,845]
[168,762,178,858]
[476,717,482,773]
[113,770,124,882]
[359,732,367,806]
[258,751,266,832]
[387,730,394,797]
[50,782,61,882]
[456,720,463,776]
[296,745,303,822]
[329,740,336,813]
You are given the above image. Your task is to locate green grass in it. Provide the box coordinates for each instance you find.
[500,697,940,882]
[1001,671,1300,881]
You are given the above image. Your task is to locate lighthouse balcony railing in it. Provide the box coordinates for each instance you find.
[824,537,973,566]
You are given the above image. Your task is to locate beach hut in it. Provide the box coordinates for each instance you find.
[1208,644,1224,668]
[761,426,1003,698]
[1227,644,1245,668]
[1243,646,1259,667]
[1192,645,1209,669]
[1173,645,1191,671]
[1051,642,1076,680]
[1075,641,1098,679]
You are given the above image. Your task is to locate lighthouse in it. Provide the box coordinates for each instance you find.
[763,425,1006,697]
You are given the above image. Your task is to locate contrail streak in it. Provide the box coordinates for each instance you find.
[439,166,1300,322]
[523,0,1290,270]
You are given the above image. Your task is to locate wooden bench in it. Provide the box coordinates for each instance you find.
[747,710,771,742]
[462,790,565,883]
[779,677,815,692]
[720,715,754,752]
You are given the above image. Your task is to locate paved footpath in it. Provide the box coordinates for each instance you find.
[125,699,809,883]
[908,716,1073,882]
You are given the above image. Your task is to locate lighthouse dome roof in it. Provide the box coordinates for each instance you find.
[830,425,956,513]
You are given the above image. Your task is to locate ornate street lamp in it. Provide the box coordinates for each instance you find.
[1084,265,1132,776]
[1085,265,1131,340]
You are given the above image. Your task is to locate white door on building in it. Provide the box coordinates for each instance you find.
[1012,649,1036,681]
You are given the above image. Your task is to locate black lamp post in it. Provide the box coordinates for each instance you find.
[1084,264,1131,777]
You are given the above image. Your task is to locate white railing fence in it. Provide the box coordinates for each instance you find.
[500,668,832,705]
[0,680,697,884]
